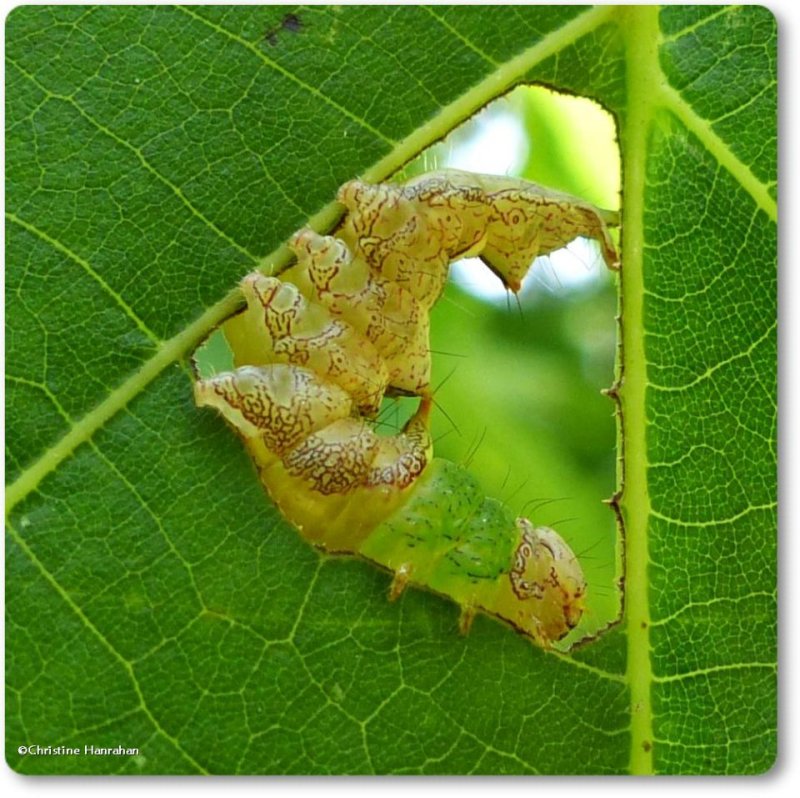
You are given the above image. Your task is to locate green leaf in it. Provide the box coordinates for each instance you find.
[5,5,776,774]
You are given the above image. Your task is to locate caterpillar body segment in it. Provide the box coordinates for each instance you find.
[283,229,432,396]
[338,168,619,293]
[195,366,586,647]
[240,273,389,416]
[194,169,614,647]
[195,364,433,550]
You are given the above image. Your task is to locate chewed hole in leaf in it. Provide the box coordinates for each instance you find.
[401,85,623,643]
[192,83,622,649]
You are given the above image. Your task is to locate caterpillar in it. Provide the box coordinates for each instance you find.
[194,169,618,648]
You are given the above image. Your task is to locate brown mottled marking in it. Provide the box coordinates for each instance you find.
[242,273,389,415]
[339,169,618,299]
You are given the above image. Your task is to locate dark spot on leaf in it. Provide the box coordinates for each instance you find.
[642,740,652,752]
[264,12,303,46]
[283,13,302,34]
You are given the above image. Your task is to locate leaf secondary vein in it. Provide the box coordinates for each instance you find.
[6,212,162,346]
[660,83,777,223]
[5,288,243,514]
[649,501,776,528]
[647,320,777,392]
[176,4,396,146]
[5,4,615,514]
[6,521,210,774]
[650,590,776,627]
[422,7,499,67]
[652,661,776,684]
[6,58,261,263]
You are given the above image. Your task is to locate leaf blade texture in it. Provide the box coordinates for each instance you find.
[5,5,776,775]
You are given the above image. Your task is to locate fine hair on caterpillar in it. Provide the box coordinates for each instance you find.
[194,169,618,648]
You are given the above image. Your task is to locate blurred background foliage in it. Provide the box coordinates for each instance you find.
[392,85,621,640]
[196,85,622,643]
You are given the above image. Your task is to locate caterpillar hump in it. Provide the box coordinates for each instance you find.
[338,168,619,293]
[194,170,615,647]
[195,365,432,551]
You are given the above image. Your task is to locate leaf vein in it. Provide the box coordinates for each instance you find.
[659,83,777,222]
[7,521,210,774]
[6,212,162,347]
[650,501,776,528]
[650,590,775,627]
[176,5,396,146]
[647,321,776,393]
[422,7,499,67]
[7,57,261,263]
[653,662,776,684]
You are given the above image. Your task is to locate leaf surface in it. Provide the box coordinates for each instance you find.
[5,5,776,774]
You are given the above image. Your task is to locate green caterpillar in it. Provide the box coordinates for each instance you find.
[194,169,618,647]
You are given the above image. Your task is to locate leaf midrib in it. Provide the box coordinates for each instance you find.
[618,6,777,774]
[618,5,660,776]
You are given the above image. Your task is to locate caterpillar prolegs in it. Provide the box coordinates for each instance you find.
[194,169,618,648]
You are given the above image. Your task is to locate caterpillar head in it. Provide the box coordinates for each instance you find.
[503,520,587,646]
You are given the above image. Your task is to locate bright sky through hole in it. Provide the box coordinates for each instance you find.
[442,103,609,302]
